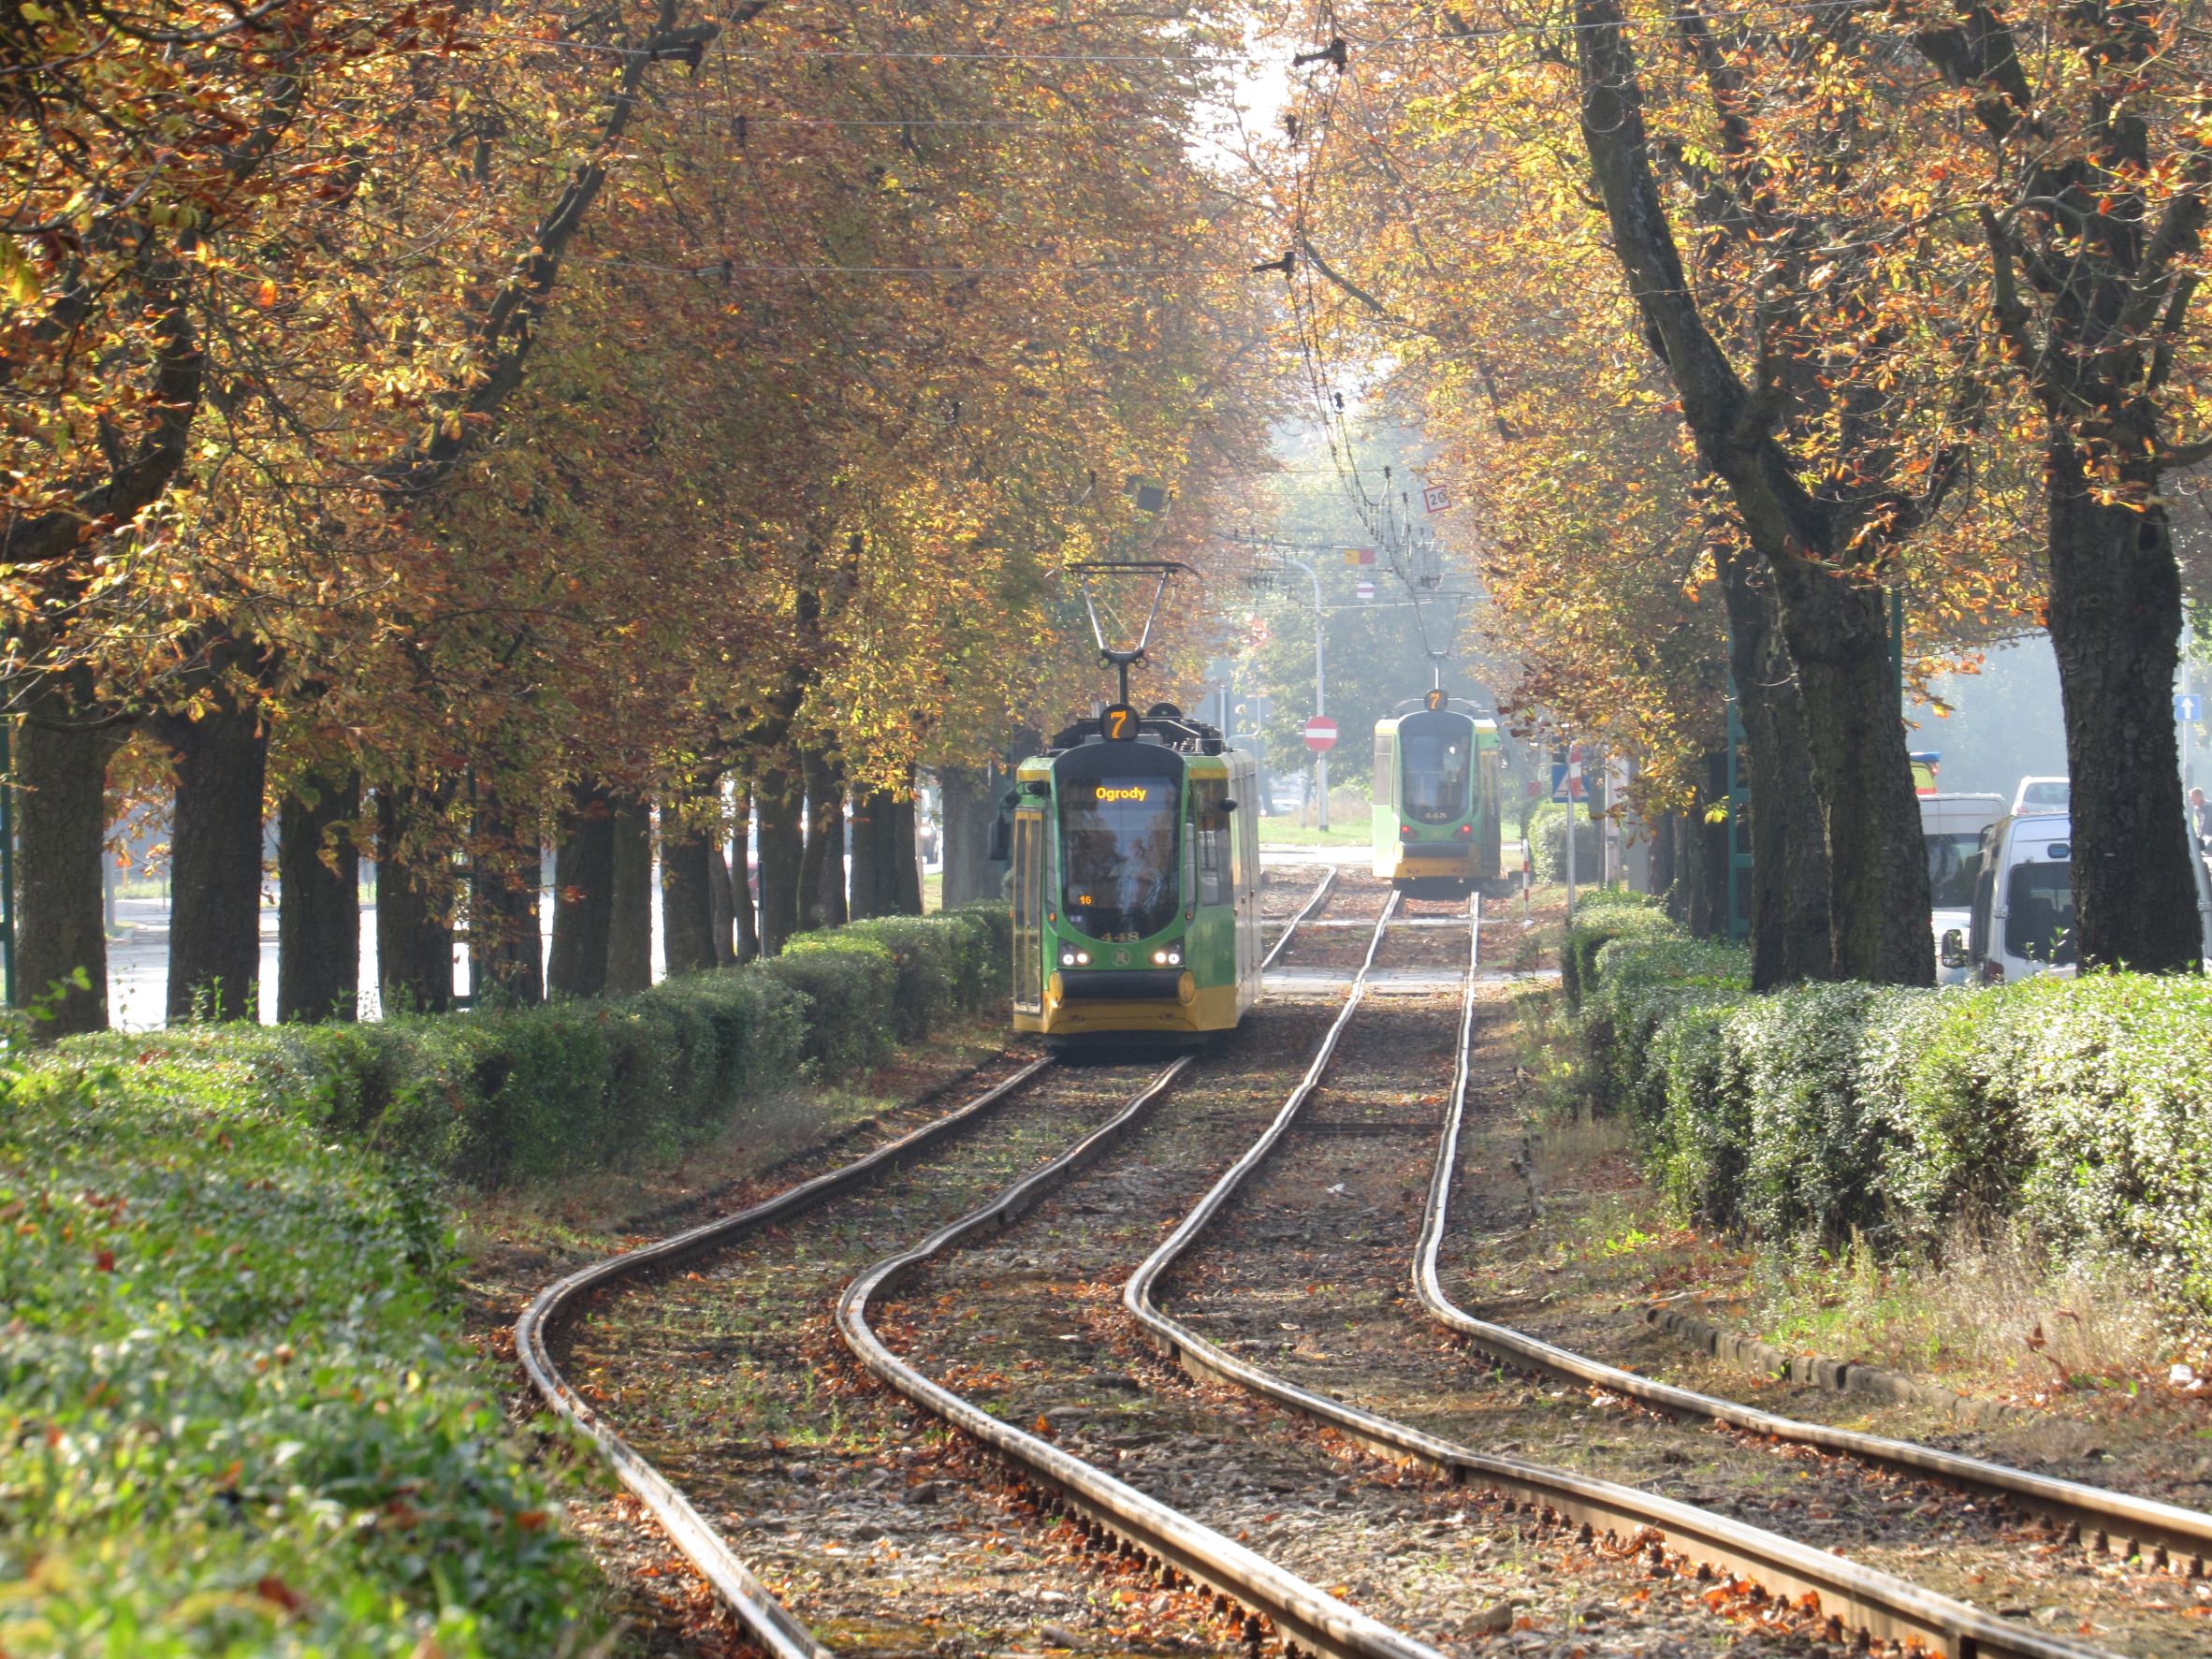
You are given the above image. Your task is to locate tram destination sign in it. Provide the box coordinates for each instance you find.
[1303,716,1339,751]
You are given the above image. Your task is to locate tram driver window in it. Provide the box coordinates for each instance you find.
[1402,733,1471,824]
[1061,777,1181,940]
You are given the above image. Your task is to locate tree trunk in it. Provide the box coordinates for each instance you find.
[797,749,847,931]
[707,836,735,966]
[893,792,924,915]
[546,779,616,998]
[1649,806,1679,917]
[730,783,759,964]
[705,776,736,967]
[605,794,652,995]
[849,789,900,919]
[161,703,269,1023]
[1683,754,1729,939]
[470,785,542,1007]
[1765,559,1932,983]
[376,786,453,1016]
[661,792,718,978]
[755,759,804,954]
[1721,551,1832,988]
[277,766,358,1023]
[15,706,122,1039]
[938,766,996,908]
[2045,437,2201,971]
[1573,0,1930,984]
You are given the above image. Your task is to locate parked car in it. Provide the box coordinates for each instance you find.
[1943,809,2212,983]
[2010,775,2070,815]
[1920,793,2006,985]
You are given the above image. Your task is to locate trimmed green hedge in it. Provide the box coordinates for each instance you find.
[1568,910,2212,1313]
[1,904,1012,1652]
[55,905,1011,1191]
[1,1040,599,1655]
[1557,887,1674,1007]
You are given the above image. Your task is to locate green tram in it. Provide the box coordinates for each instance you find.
[1371,693,1506,896]
[1008,705,1262,1046]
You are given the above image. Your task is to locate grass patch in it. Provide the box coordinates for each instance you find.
[1751,1227,2169,1391]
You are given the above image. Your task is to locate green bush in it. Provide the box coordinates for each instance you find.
[1528,801,1601,888]
[55,906,1010,1192]
[2,904,1015,1651]
[1559,887,1673,1009]
[1571,911,2212,1314]
[0,1041,599,1655]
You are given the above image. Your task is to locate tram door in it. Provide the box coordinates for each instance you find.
[1011,805,1044,1014]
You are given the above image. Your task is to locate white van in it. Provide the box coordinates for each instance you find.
[1943,811,2212,982]
[2011,776,2070,815]
[1921,793,2006,984]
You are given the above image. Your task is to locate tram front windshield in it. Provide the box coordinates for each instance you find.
[1061,777,1180,940]
[1402,735,1471,824]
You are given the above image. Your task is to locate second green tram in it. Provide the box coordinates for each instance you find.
[1372,698,1506,896]
[1008,706,1262,1046]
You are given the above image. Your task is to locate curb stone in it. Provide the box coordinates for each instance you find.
[1640,1304,2019,1427]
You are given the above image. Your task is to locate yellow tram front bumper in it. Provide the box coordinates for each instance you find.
[1013,970,1240,1036]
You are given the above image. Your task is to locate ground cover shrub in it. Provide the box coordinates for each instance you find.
[54,905,1010,1191]
[1572,911,2212,1316]
[0,1039,599,1655]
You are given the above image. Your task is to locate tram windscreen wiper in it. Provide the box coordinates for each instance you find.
[1061,778,1180,940]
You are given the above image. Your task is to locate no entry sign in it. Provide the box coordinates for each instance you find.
[1304,716,1339,751]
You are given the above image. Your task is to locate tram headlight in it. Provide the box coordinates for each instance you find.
[1456,822,1475,838]
[1059,948,1093,967]
[1151,947,1183,967]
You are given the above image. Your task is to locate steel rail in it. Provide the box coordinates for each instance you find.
[1126,904,2112,1659]
[1261,864,1342,970]
[515,866,1342,1654]
[517,1055,1055,1659]
[837,1051,1446,1659]
[1413,926,2212,1578]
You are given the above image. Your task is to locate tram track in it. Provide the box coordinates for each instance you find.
[517,1053,1062,1659]
[1121,898,2144,1659]
[517,860,2208,1659]
[521,871,1419,1659]
[838,885,1928,1655]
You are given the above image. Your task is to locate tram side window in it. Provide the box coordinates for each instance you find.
[1190,778,1231,907]
[1374,735,1394,807]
